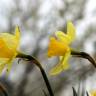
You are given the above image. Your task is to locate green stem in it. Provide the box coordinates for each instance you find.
[17,53,54,96]
[71,50,96,68]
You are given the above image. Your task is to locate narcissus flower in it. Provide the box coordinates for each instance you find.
[48,21,75,75]
[0,26,20,74]
[90,90,96,96]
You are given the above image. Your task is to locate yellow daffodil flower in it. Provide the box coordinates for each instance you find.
[0,26,20,74]
[48,21,75,75]
[90,90,96,96]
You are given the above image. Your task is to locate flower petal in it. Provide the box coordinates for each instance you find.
[55,31,70,44]
[90,90,96,96]
[0,34,16,50]
[6,59,13,75]
[50,51,71,75]
[67,21,75,42]
[55,22,75,44]
[15,26,20,45]
[0,26,20,57]
[0,26,20,75]
[0,58,9,74]
[0,38,13,58]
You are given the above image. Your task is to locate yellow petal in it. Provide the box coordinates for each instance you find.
[90,90,96,96]
[6,50,18,75]
[67,21,75,41]
[55,31,71,44]
[0,33,16,50]
[0,26,20,75]
[0,26,20,57]
[15,26,20,43]
[0,64,6,74]
[55,22,75,44]
[0,38,13,58]
[48,37,70,57]
[0,58,9,74]
[50,51,71,75]
[6,59,13,75]
[0,59,13,76]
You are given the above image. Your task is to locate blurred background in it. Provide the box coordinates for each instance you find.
[0,0,96,96]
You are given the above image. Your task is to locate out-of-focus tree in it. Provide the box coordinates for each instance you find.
[0,0,96,96]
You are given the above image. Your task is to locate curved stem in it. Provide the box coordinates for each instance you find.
[17,53,54,96]
[71,50,96,68]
